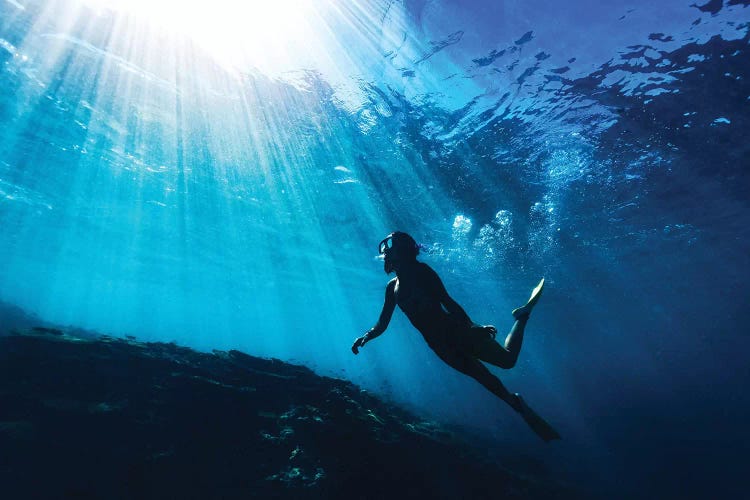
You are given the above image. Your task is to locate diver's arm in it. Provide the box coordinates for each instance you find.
[352,279,397,354]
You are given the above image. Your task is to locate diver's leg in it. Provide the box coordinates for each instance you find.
[466,361,522,411]
[436,349,521,410]
[502,315,527,364]
[471,318,527,369]
[436,347,560,441]
[477,278,544,368]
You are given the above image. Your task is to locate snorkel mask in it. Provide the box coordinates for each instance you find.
[379,232,419,274]
[378,235,394,255]
[379,235,395,274]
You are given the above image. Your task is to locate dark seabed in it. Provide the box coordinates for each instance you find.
[1,315,575,499]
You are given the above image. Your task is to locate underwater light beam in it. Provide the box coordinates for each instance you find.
[79,0,319,72]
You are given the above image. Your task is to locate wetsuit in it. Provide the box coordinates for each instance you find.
[370,262,522,373]
[355,257,561,442]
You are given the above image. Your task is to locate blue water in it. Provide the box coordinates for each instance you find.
[1,0,748,497]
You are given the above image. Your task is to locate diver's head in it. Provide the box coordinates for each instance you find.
[379,231,419,274]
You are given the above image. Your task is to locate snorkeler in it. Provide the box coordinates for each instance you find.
[351,232,560,442]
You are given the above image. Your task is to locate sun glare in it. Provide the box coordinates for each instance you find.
[81,0,319,72]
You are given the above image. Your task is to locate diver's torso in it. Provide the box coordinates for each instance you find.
[394,263,452,346]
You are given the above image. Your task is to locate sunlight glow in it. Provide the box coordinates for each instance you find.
[81,0,319,71]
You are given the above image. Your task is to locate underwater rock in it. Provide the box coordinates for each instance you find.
[0,328,575,499]
[31,326,63,335]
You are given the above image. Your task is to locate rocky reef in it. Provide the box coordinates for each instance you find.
[0,308,573,499]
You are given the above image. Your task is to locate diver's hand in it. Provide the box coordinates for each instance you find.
[351,336,367,354]
[483,325,497,339]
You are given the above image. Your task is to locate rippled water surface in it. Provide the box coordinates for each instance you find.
[1,0,748,497]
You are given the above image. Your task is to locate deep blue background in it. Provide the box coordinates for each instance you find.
[0,0,748,497]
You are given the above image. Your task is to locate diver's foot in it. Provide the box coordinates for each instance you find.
[514,392,561,443]
[512,278,544,320]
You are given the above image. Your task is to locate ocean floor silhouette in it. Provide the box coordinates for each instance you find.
[0,304,575,499]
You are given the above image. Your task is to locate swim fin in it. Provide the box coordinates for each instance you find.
[512,278,545,320]
[515,393,561,443]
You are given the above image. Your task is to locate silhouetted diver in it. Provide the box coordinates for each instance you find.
[352,231,560,442]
